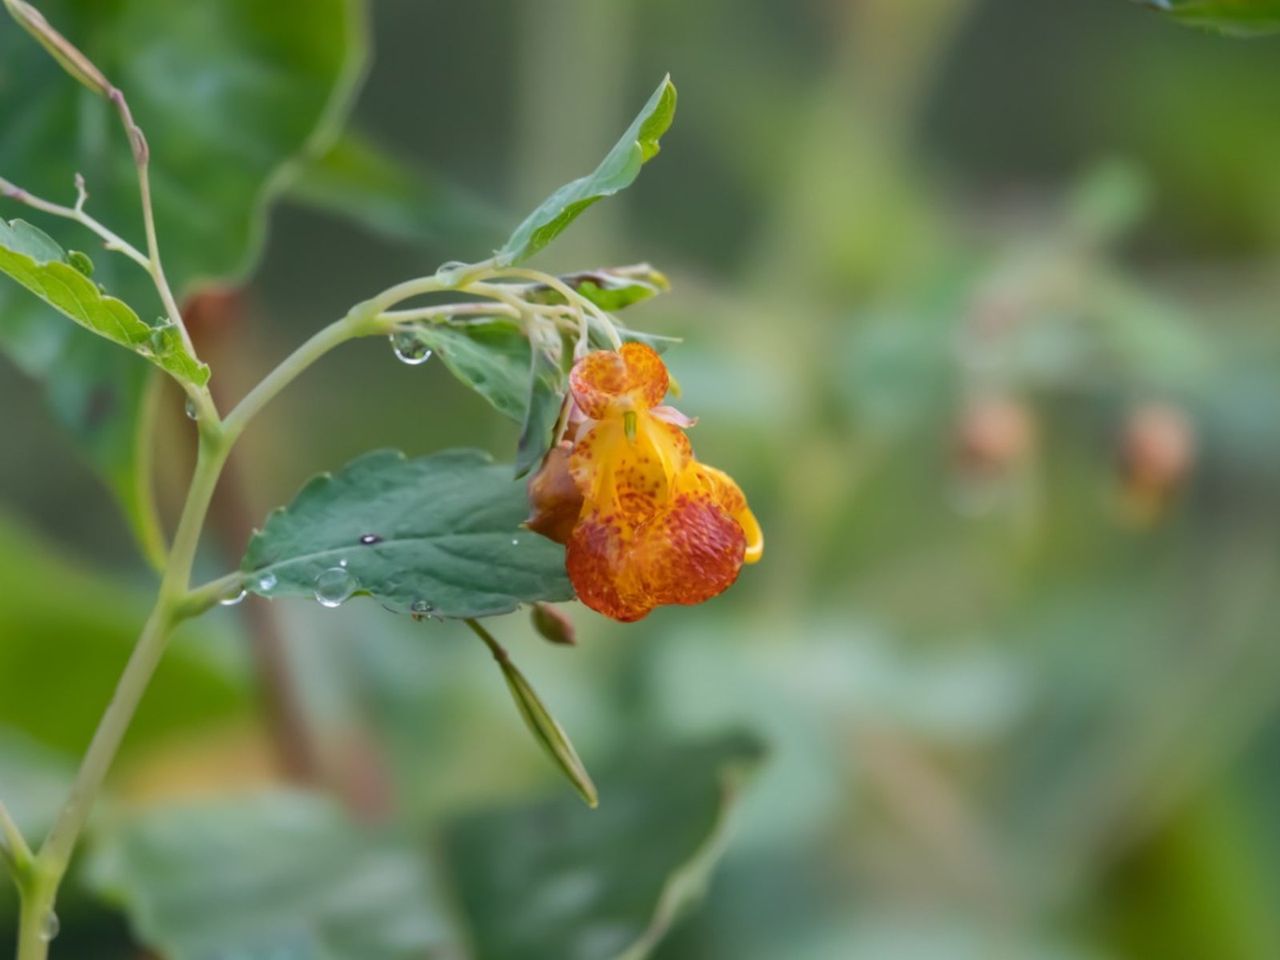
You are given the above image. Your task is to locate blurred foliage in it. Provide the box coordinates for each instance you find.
[4,0,1280,958]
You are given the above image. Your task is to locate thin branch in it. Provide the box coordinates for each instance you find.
[479,266,623,348]
[0,797,32,870]
[381,301,522,325]
[0,174,150,269]
[105,87,195,359]
[222,317,364,444]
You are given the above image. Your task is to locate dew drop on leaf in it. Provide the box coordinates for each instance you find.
[314,567,356,608]
[390,331,432,366]
[359,533,382,545]
[256,572,278,592]
[410,598,435,621]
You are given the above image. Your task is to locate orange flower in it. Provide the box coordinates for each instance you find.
[527,343,762,622]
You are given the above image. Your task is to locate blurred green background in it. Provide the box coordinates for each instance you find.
[4,0,1280,957]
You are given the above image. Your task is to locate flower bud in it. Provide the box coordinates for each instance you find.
[954,395,1034,475]
[525,443,582,545]
[531,602,576,646]
[5,0,113,96]
[1118,402,1196,524]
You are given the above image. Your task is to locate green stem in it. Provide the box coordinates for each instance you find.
[0,175,151,270]
[8,263,551,956]
[222,315,374,445]
[16,433,229,960]
[131,372,169,573]
[0,800,30,880]
[15,867,56,960]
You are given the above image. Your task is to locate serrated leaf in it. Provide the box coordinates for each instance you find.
[1138,0,1280,33]
[443,732,767,960]
[496,76,677,265]
[0,218,210,386]
[242,449,573,619]
[86,790,458,960]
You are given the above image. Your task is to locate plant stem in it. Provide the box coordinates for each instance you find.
[0,800,30,876]
[381,301,522,324]
[0,176,151,269]
[222,316,372,445]
[15,867,56,960]
[16,431,230,960]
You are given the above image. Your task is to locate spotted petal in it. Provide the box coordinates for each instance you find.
[569,342,669,418]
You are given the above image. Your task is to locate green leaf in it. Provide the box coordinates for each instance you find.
[516,332,568,478]
[242,449,573,619]
[443,732,767,960]
[0,218,209,386]
[397,317,569,477]
[467,620,597,808]
[524,264,672,312]
[86,790,458,960]
[496,75,677,265]
[1139,0,1280,33]
[406,317,544,423]
[0,0,367,558]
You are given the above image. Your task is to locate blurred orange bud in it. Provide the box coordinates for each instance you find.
[1118,402,1196,525]
[954,394,1034,475]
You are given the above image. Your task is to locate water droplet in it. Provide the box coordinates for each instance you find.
[410,599,435,621]
[256,572,278,592]
[314,567,356,608]
[359,533,382,545]
[511,537,520,546]
[435,260,469,283]
[184,397,198,420]
[39,912,59,943]
[338,558,348,568]
[218,586,247,607]
[390,331,432,365]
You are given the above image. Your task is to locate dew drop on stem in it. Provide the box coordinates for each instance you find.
[390,331,432,365]
[184,397,198,420]
[39,912,59,943]
[218,586,247,606]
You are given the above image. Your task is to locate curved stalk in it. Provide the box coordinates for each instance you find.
[15,432,230,960]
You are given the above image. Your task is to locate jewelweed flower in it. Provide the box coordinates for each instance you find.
[528,342,762,622]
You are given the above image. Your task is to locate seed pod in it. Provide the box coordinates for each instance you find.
[466,619,597,808]
[531,602,577,646]
[4,0,113,96]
